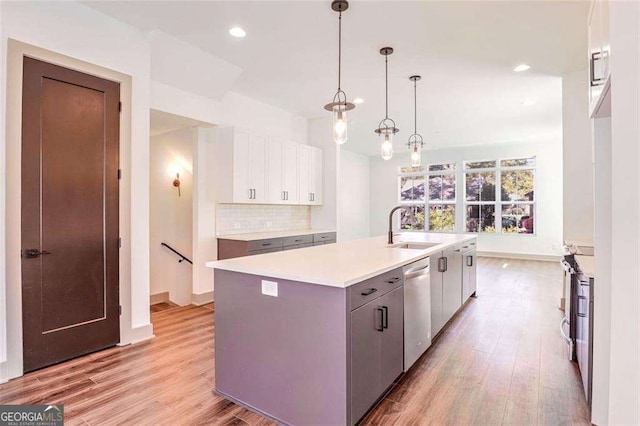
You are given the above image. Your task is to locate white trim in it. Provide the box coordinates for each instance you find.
[0,361,8,384]
[191,291,214,306]
[119,323,154,346]
[478,251,561,262]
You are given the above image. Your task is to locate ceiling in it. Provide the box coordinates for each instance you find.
[150,109,214,137]
[86,1,589,156]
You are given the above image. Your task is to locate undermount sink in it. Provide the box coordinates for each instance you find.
[391,242,440,250]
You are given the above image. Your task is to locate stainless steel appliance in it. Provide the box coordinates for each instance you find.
[403,257,431,371]
[560,243,594,406]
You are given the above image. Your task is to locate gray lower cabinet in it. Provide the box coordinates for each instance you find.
[350,286,403,425]
[218,232,336,259]
[462,248,477,300]
[431,241,476,338]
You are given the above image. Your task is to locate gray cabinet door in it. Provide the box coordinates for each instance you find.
[380,287,404,389]
[350,301,383,425]
[430,251,445,336]
[442,245,462,323]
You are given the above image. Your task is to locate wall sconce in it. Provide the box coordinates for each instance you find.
[173,173,181,197]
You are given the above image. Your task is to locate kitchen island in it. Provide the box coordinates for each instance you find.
[206,232,477,425]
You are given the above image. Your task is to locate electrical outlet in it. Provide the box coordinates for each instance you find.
[234,222,241,229]
[261,280,278,297]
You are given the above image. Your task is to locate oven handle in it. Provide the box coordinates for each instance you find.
[561,260,575,274]
[560,317,572,344]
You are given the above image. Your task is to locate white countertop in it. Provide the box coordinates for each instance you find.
[217,229,336,241]
[575,255,595,279]
[207,233,477,288]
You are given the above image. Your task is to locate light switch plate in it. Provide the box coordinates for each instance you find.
[261,280,278,297]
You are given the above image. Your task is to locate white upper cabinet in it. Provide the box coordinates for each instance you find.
[232,130,267,203]
[267,138,299,204]
[298,145,323,205]
[216,127,321,206]
[588,0,610,116]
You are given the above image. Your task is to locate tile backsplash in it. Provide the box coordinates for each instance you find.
[216,204,311,236]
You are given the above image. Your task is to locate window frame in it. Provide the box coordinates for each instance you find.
[463,157,537,236]
[426,164,457,233]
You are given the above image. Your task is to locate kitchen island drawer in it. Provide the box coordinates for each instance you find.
[247,238,283,252]
[247,247,283,255]
[283,234,313,247]
[349,267,403,311]
[313,232,337,243]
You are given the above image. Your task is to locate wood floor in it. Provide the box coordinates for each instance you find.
[0,258,590,425]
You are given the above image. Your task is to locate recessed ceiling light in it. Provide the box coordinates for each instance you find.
[353,97,364,104]
[521,99,536,106]
[513,64,530,72]
[229,27,246,38]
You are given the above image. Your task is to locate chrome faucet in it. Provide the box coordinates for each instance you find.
[388,205,415,244]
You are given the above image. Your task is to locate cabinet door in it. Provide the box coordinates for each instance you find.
[232,130,251,202]
[249,135,267,203]
[298,145,311,204]
[310,146,323,205]
[380,287,404,389]
[282,143,299,204]
[430,252,445,336]
[468,249,477,297]
[266,139,285,204]
[442,246,462,323]
[350,301,383,425]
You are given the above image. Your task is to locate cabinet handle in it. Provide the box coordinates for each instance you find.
[438,257,446,272]
[285,191,289,200]
[361,288,377,296]
[312,193,315,201]
[309,193,312,202]
[454,249,461,253]
[376,307,384,332]
[382,306,388,329]
[590,51,605,87]
[252,189,256,199]
[281,191,285,200]
[385,277,400,284]
[248,188,252,199]
[262,243,272,247]
[467,256,473,267]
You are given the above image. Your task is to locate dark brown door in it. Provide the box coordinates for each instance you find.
[21,57,120,372]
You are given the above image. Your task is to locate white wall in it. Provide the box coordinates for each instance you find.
[0,0,7,383]
[562,69,594,245]
[338,149,371,242]
[369,141,563,258]
[217,204,310,236]
[309,117,338,231]
[150,128,194,306]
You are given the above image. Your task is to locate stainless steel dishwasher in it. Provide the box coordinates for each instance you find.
[403,257,431,371]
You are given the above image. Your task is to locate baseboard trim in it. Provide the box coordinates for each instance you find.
[0,361,8,384]
[191,291,214,306]
[478,251,561,262]
[118,323,155,347]
[150,291,170,305]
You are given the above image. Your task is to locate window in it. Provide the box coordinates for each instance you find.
[398,164,456,232]
[463,157,535,234]
[398,166,425,230]
[427,163,456,232]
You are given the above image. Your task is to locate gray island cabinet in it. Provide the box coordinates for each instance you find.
[213,266,405,426]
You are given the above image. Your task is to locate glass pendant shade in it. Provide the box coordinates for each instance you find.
[381,133,394,160]
[411,145,421,166]
[333,106,348,145]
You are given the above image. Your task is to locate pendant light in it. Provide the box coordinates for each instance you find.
[408,75,424,167]
[375,47,399,160]
[324,0,355,145]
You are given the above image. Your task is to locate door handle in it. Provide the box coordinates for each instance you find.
[24,249,52,258]
[467,256,473,267]
[361,288,377,296]
[376,307,384,332]
[437,257,446,272]
[382,306,388,329]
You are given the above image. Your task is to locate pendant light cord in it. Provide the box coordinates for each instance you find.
[385,54,389,119]
[337,11,342,92]
[414,78,417,136]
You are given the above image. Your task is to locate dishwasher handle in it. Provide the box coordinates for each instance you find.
[404,264,430,280]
